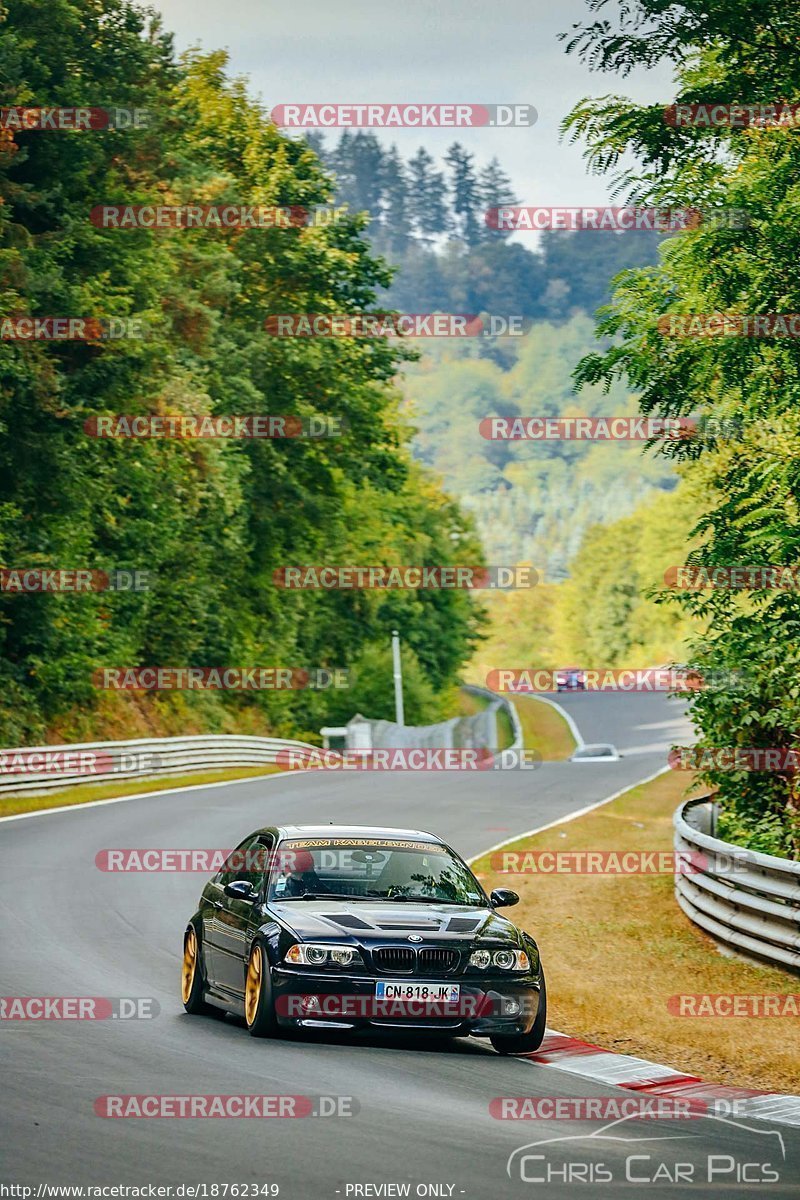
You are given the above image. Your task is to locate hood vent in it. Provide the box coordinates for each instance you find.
[446,917,481,932]
[376,920,441,931]
[327,914,373,929]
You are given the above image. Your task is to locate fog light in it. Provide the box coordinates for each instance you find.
[501,997,521,1016]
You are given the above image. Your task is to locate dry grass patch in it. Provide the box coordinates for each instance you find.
[514,694,576,761]
[472,769,799,1094]
[460,688,575,760]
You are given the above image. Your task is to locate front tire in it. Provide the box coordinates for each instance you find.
[182,925,213,1015]
[244,941,278,1038]
[490,972,547,1055]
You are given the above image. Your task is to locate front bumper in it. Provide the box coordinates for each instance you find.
[271,967,542,1036]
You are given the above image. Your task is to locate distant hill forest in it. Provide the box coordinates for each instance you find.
[306,132,661,322]
[308,133,676,576]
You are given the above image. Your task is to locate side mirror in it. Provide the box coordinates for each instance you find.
[224,880,258,903]
[490,888,519,909]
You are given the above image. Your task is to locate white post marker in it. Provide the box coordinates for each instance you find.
[392,628,405,726]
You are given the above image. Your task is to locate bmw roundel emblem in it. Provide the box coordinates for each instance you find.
[407,934,423,942]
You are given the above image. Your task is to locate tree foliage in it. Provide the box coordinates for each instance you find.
[403,315,674,577]
[563,0,800,855]
[0,0,485,742]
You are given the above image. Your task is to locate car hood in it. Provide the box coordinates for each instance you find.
[269,899,521,944]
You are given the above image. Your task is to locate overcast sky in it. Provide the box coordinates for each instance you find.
[153,0,676,208]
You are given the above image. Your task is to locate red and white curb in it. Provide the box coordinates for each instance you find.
[526,1031,800,1127]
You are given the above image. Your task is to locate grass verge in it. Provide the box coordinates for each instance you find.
[0,765,284,819]
[514,693,576,761]
[471,768,799,1094]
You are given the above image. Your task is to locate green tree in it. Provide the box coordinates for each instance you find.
[476,156,517,242]
[406,147,450,246]
[563,0,800,855]
[378,145,412,256]
[444,142,481,248]
[330,130,386,226]
[0,0,485,744]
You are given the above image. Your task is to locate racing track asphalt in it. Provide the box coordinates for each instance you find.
[2,692,798,1197]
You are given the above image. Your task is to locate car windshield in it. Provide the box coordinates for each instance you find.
[268,839,488,905]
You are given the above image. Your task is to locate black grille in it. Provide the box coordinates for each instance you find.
[373,947,415,974]
[372,946,459,975]
[419,947,459,973]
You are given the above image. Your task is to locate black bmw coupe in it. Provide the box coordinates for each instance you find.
[182,824,546,1054]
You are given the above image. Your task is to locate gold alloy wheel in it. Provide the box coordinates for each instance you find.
[245,944,262,1027]
[182,927,198,1004]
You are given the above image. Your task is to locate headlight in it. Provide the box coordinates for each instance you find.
[469,947,530,971]
[284,943,362,968]
[493,950,517,970]
[330,948,355,966]
[469,949,492,969]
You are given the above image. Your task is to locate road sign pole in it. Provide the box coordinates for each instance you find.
[392,629,405,726]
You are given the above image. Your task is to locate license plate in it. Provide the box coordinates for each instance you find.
[375,981,460,1003]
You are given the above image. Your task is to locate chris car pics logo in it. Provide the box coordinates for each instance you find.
[506,1114,786,1186]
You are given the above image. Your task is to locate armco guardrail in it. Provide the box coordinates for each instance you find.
[0,690,523,797]
[351,687,522,754]
[0,734,320,795]
[461,684,523,751]
[674,796,800,973]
